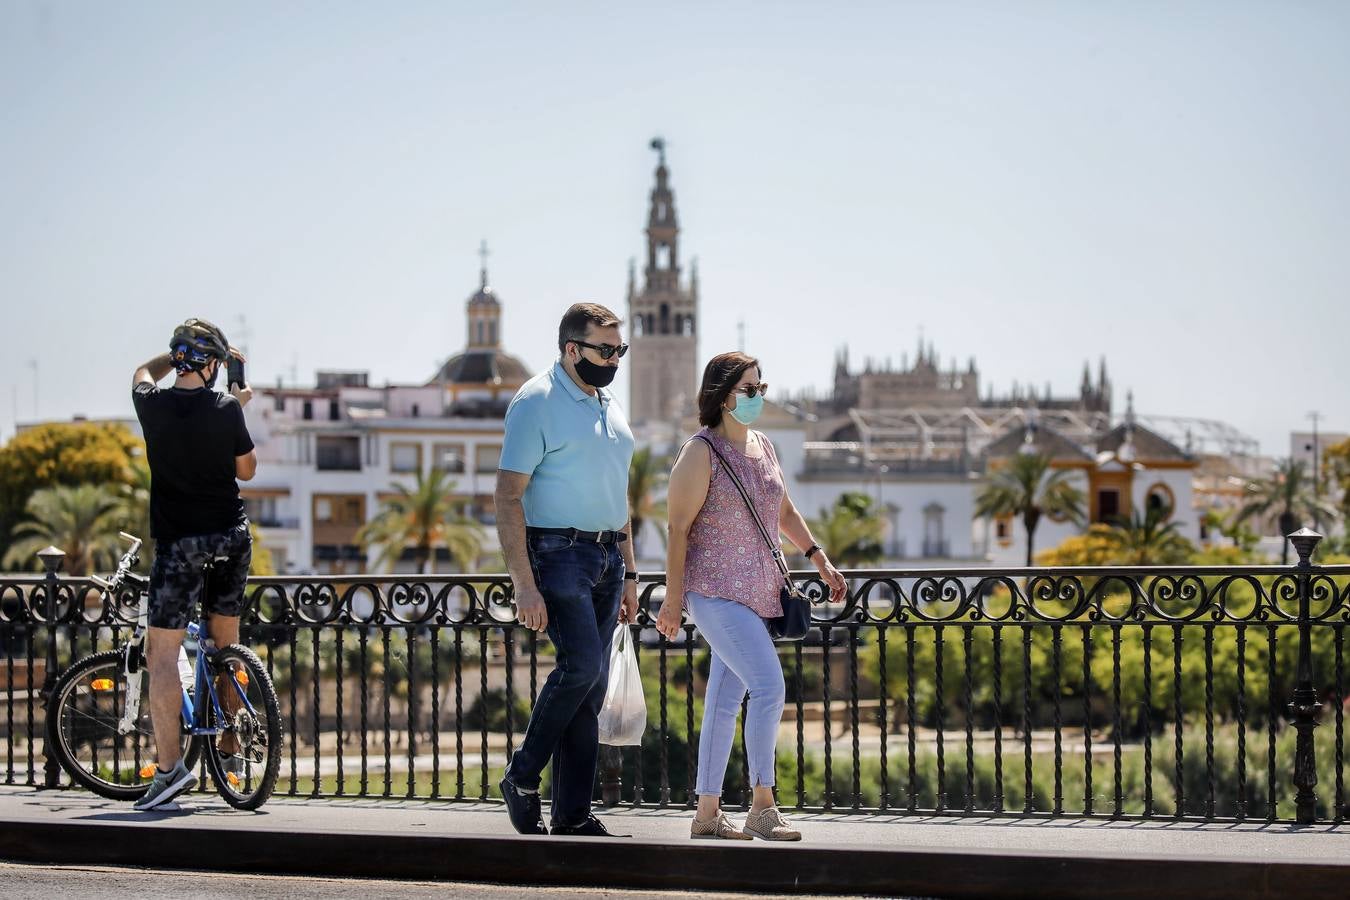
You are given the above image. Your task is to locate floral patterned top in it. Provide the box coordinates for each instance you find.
[683,427,785,618]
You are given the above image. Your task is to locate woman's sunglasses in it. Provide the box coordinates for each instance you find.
[735,382,769,399]
[572,340,629,360]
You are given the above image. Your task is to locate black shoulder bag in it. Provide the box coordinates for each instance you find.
[694,434,812,641]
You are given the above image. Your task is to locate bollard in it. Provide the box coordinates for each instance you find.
[36,545,66,790]
[1286,528,1323,824]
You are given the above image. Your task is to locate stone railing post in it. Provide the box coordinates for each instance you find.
[1287,528,1323,824]
[36,545,66,789]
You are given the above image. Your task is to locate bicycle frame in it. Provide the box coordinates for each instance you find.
[103,547,259,740]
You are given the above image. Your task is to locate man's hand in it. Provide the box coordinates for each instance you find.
[228,346,248,363]
[515,583,549,633]
[619,580,638,624]
[230,383,254,408]
[655,595,684,641]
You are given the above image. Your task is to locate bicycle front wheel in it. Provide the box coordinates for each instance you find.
[205,644,282,810]
[45,649,201,800]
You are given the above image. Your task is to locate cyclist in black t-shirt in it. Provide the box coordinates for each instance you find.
[130,318,257,810]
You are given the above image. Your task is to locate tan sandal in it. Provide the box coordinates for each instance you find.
[691,811,753,840]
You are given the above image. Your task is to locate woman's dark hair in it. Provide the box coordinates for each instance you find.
[698,351,761,428]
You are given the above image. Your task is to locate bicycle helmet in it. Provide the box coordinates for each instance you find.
[169,318,229,376]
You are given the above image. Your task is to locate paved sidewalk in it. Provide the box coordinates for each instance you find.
[2,786,1348,898]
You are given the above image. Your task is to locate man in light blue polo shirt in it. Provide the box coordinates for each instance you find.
[495,302,638,837]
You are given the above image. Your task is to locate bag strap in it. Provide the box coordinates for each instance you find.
[693,434,802,598]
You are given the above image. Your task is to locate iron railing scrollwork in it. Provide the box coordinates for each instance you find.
[3,536,1349,824]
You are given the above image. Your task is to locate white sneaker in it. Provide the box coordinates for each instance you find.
[133,761,198,811]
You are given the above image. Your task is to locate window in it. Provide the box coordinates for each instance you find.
[243,496,279,527]
[316,436,361,471]
[274,394,284,412]
[1097,489,1120,522]
[411,403,420,418]
[433,443,466,474]
[472,493,497,525]
[1145,483,1175,519]
[923,503,947,557]
[390,442,422,474]
[302,400,313,420]
[328,399,340,421]
[314,495,364,525]
[475,444,501,474]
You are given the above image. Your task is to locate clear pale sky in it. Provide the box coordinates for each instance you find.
[3,1,1347,455]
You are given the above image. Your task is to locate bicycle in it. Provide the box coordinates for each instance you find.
[44,531,283,809]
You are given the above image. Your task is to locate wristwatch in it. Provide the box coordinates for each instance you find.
[624,571,639,582]
[805,544,823,560]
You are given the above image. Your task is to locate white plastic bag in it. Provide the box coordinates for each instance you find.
[597,623,646,746]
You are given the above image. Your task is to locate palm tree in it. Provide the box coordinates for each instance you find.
[357,470,485,574]
[1107,505,1194,566]
[2,483,127,576]
[975,453,1085,567]
[808,492,885,568]
[1235,458,1339,564]
[628,446,668,558]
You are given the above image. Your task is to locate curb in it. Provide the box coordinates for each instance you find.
[2,817,1348,898]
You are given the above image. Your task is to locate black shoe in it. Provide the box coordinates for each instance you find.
[550,814,629,838]
[499,774,546,835]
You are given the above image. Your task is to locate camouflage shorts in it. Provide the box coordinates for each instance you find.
[148,521,253,630]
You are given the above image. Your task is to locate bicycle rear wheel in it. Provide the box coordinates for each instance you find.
[205,644,282,810]
[45,649,201,800]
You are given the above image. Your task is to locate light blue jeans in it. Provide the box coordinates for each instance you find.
[687,590,786,797]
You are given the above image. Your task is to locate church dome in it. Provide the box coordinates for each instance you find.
[468,284,500,308]
[431,349,530,386]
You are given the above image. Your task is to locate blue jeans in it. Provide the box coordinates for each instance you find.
[687,590,785,797]
[505,532,624,827]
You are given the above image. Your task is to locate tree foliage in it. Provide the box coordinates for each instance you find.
[975,453,1085,566]
[0,422,143,555]
[628,445,668,558]
[358,469,485,574]
[1,483,128,575]
[808,491,885,568]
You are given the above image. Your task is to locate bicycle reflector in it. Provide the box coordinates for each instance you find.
[140,764,156,779]
[234,670,249,687]
[227,772,241,787]
[90,678,114,692]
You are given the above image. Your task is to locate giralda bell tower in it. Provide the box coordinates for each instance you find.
[627,137,699,424]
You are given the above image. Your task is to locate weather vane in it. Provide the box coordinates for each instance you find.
[649,136,666,166]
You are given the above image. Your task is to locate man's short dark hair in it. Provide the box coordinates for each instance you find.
[698,351,760,428]
[558,303,623,354]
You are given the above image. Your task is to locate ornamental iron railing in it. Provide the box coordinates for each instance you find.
[2,529,1348,824]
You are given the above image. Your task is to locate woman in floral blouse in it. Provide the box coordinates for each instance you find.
[656,351,846,841]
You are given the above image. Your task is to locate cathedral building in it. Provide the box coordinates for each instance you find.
[626,138,699,425]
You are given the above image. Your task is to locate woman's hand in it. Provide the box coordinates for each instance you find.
[655,594,685,641]
[815,553,847,604]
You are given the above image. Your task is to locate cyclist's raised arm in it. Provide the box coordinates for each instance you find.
[133,352,175,390]
[231,389,257,481]
[235,450,258,481]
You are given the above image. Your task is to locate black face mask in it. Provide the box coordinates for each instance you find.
[574,355,618,389]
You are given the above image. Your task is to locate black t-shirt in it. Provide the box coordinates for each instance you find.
[132,384,255,542]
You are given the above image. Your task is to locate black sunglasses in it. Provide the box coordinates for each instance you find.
[735,382,769,399]
[572,340,629,360]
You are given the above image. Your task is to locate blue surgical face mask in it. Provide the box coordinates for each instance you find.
[727,393,764,426]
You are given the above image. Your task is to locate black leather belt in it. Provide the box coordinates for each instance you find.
[527,526,627,545]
